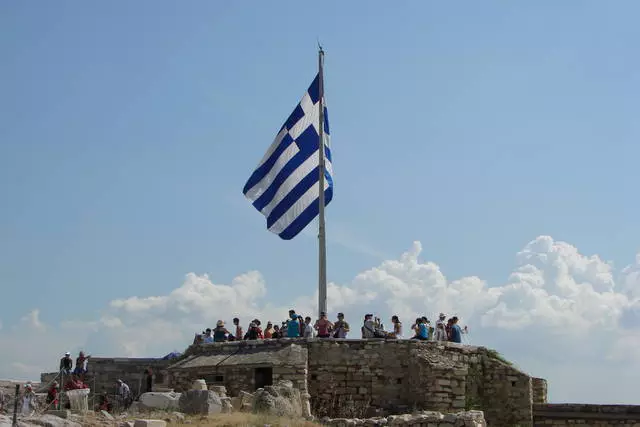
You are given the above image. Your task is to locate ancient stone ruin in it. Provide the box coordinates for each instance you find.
[38,339,640,426]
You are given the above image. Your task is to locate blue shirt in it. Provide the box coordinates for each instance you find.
[287,319,300,337]
[418,323,428,339]
[450,324,462,343]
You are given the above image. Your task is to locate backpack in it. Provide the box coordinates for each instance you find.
[248,327,259,340]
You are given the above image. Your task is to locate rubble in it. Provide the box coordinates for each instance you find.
[252,380,302,417]
[321,410,487,427]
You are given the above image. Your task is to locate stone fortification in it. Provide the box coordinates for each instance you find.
[322,410,486,427]
[41,357,172,396]
[533,404,640,426]
[169,339,536,427]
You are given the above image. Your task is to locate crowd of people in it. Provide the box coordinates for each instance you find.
[194,310,469,344]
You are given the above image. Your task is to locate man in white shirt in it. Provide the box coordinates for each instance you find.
[435,313,448,341]
[303,317,314,338]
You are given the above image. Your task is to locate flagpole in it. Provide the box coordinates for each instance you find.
[317,46,327,317]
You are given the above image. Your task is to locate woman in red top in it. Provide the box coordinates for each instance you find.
[314,312,333,338]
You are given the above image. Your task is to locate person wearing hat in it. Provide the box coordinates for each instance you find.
[333,313,350,338]
[59,352,73,375]
[286,310,301,338]
[213,320,230,342]
[21,383,36,416]
[435,313,448,341]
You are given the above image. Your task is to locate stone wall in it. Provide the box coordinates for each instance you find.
[323,410,487,427]
[532,377,548,404]
[533,404,640,426]
[168,340,308,397]
[41,357,172,397]
[306,340,533,427]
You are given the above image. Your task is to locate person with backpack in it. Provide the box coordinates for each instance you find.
[333,313,350,338]
[286,310,301,338]
[245,322,261,340]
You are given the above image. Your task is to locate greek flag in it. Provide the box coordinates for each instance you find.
[243,74,333,240]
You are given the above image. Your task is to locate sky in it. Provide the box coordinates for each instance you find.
[1,1,640,404]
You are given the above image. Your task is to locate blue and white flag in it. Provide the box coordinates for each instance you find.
[243,74,333,240]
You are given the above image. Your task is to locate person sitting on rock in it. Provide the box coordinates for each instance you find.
[391,315,402,338]
[203,328,214,343]
[362,314,376,338]
[333,313,350,338]
[411,318,429,340]
[96,393,112,413]
[213,320,230,342]
[59,352,73,375]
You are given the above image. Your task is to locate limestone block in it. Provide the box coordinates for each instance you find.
[178,390,222,415]
[208,385,227,397]
[133,420,167,427]
[139,392,181,410]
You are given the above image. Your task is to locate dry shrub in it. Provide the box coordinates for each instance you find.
[171,413,321,426]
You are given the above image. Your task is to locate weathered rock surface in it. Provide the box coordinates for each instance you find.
[252,380,301,417]
[133,420,167,427]
[138,392,181,410]
[323,410,486,427]
[178,390,222,415]
[16,414,83,427]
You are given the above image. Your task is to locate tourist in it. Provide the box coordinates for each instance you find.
[245,322,262,340]
[73,351,90,376]
[116,379,132,410]
[233,318,244,341]
[445,317,454,340]
[264,321,274,338]
[203,328,214,344]
[59,352,73,375]
[253,319,264,339]
[46,381,59,409]
[435,313,448,341]
[96,393,112,413]
[21,383,36,416]
[391,315,402,338]
[333,313,350,338]
[144,368,153,393]
[213,321,230,342]
[421,316,434,340]
[286,310,301,338]
[361,314,376,338]
[304,317,314,338]
[273,324,282,338]
[448,316,468,343]
[314,311,333,338]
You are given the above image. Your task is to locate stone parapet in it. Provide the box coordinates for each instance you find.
[533,403,640,426]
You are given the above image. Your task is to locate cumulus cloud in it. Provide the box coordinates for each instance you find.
[0,235,638,404]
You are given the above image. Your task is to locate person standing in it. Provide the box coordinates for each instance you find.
[286,310,300,338]
[391,315,403,338]
[435,313,448,341]
[314,312,333,338]
[333,313,350,338]
[449,316,468,343]
[144,368,153,393]
[233,318,244,341]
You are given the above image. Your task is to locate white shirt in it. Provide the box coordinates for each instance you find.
[304,323,314,338]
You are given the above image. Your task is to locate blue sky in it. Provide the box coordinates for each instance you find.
[2,1,640,404]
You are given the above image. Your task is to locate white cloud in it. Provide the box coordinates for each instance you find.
[0,235,638,405]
